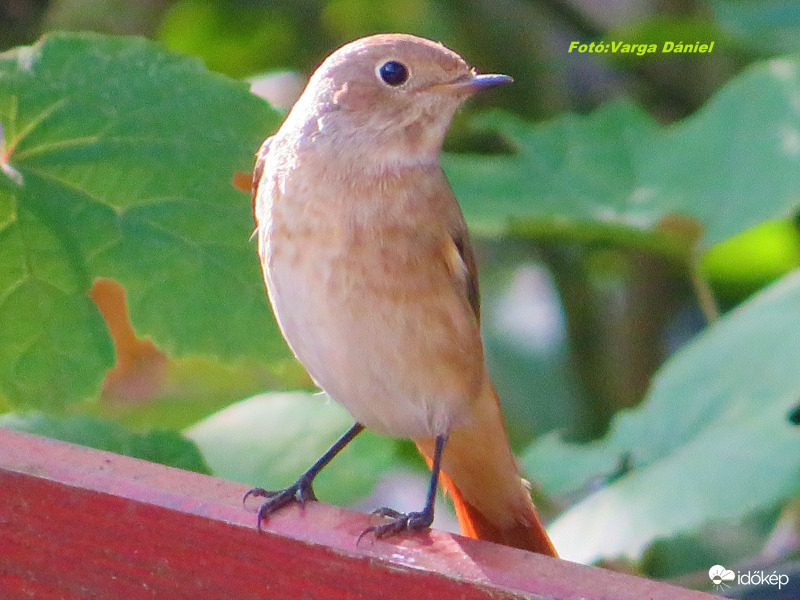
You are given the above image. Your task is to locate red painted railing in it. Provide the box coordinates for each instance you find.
[0,429,715,599]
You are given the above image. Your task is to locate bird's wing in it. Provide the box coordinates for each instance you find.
[445,219,481,324]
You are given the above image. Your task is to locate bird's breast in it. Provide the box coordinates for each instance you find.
[257,163,485,437]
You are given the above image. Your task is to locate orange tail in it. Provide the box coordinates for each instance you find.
[438,470,557,556]
[415,379,558,557]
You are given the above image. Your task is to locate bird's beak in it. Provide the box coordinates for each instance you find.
[468,72,513,91]
[438,71,512,96]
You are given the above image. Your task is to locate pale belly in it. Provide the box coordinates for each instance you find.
[261,221,485,439]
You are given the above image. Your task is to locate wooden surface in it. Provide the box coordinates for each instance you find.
[0,428,716,599]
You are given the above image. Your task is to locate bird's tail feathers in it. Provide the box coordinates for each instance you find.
[438,469,558,556]
[414,379,557,557]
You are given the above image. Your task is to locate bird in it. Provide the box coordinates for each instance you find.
[246,33,557,557]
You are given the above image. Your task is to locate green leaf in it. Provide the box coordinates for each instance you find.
[445,102,660,237]
[0,412,210,473]
[712,0,800,54]
[0,33,286,408]
[446,55,800,251]
[185,391,399,506]
[522,269,800,563]
[640,56,800,247]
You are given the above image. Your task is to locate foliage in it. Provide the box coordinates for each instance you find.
[0,33,286,410]
[524,270,800,562]
[449,54,800,250]
[1,24,800,592]
[186,392,399,506]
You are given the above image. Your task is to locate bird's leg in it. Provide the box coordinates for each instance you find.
[360,433,448,541]
[243,422,365,531]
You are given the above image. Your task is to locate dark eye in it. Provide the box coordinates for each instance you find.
[378,61,409,86]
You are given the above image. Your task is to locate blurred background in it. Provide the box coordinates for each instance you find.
[2,0,799,474]
[3,1,800,592]
[3,0,798,442]
[2,0,787,121]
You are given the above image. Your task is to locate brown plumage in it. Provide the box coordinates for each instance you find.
[250,33,557,557]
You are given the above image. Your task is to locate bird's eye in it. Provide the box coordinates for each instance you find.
[378,61,409,86]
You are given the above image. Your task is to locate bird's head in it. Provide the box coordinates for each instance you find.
[282,34,512,168]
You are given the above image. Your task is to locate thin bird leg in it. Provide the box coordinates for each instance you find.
[360,433,448,541]
[244,422,365,532]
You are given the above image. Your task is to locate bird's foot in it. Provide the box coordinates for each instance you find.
[243,475,317,532]
[358,506,434,543]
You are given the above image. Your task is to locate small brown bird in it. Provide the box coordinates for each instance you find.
[247,33,557,556]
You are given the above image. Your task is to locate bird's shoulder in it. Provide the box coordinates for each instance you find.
[251,136,274,222]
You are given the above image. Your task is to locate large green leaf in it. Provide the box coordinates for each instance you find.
[0,33,285,408]
[185,391,399,506]
[446,55,800,250]
[640,56,800,247]
[522,269,800,563]
[445,102,660,237]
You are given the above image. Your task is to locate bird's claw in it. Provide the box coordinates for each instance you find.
[358,507,434,544]
[370,507,404,519]
[243,476,318,532]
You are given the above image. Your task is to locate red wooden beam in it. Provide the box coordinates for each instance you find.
[0,428,715,599]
